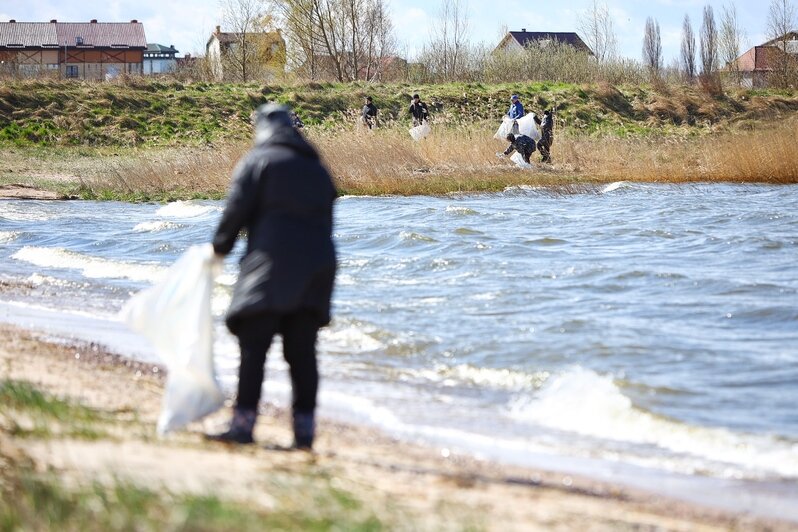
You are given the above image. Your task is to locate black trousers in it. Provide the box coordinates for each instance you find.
[234,310,320,414]
[538,133,553,163]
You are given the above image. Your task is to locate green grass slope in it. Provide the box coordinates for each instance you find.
[1,78,797,148]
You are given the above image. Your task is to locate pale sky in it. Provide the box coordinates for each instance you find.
[0,0,780,63]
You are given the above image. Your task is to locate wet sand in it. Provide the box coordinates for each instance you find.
[0,183,68,200]
[0,323,792,530]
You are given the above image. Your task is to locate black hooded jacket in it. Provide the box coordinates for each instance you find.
[213,118,337,333]
[503,134,537,157]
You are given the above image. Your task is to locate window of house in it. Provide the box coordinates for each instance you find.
[66,65,79,78]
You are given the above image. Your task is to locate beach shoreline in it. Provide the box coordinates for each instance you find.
[1,322,792,530]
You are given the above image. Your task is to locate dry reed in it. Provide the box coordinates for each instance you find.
[558,115,798,184]
[66,115,798,199]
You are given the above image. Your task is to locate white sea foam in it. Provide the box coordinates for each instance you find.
[155,201,221,218]
[399,231,436,242]
[600,181,631,194]
[341,258,370,268]
[132,220,180,233]
[0,206,58,222]
[507,367,798,478]
[12,246,165,283]
[445,205,478,216]
[415,364,550,391]
[26,273,77,287]
[321,325,385,353]
[0,231,18,243]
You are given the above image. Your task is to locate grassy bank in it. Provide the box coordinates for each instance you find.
[1,79,797,199]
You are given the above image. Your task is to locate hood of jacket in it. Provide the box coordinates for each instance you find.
[253,103,319,159]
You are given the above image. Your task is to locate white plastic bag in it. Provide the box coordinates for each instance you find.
[510,152,533,169]
[409,121,431,141]
[494,114,542,142]
[120,243,224,435]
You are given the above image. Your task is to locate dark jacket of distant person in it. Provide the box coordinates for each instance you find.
[537,110,554,163]
[409,96,429,125]
[503,133,537,163]
[212,107,337,334]
[362,100,378,127]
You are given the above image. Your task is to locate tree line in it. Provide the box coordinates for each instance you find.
[143,0,798,88]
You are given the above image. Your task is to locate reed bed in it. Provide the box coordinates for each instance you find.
[43,115,798,200]
[559,115,798,184]
[75,145,247,201]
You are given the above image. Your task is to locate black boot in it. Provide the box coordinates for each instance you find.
[206,407,256,444]
[292,411,315,450]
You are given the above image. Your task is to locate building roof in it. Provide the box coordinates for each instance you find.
[0,20,146,48]
[146,43,178,54]
[762,31,798,47]
[505,30,592,54]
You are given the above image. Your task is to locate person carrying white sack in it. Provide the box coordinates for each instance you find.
[206,103,337,449]
[408,93,429,127]
[507,94,525,134]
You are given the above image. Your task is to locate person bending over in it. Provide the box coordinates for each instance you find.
[207,103,337,450]
[504,132,537,164]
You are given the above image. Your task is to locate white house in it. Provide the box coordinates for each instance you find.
[143,43,178,74]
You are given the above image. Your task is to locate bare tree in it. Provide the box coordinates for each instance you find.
[643,17,662,73]
[578,0,618,62]
[766,0,798,87]
[272,0,395,81]
[423,0,471,81]
[361,0,396,80]
[719,2,746,84]
[699,5,718,76]
[681,14,697,81]
[219,0,279,82]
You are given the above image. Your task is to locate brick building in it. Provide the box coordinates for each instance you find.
[0,19,146,79]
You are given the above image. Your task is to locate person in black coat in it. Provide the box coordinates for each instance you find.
[503,132,537,164]
[361,96,378,129]
[409,93,429,126]
[538,109,554,163]
[207,103,337,449]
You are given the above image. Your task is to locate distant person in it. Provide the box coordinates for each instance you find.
[507,94,525,120]
[291,111,304,129]
[409,93,429,127]
[361,96,378,129]
[207,103,337,450]
[507,94,525,135]
[503,132,537,164]
[538,109,554,164]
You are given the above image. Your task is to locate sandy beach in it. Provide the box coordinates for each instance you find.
[1,323,793,530]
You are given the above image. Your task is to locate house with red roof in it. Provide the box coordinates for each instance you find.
[0,19,146,79]
[728,33,798,88]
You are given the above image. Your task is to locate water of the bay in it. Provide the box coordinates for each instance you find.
[1,183,797,518]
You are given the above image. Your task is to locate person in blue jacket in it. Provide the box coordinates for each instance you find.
[507,94,525,120]
[507,94,524,134]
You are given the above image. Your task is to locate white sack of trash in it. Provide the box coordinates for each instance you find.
[494,114,542,142]
[120,243,224,435]
[510,152,533,169]
[409,121,431,141]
